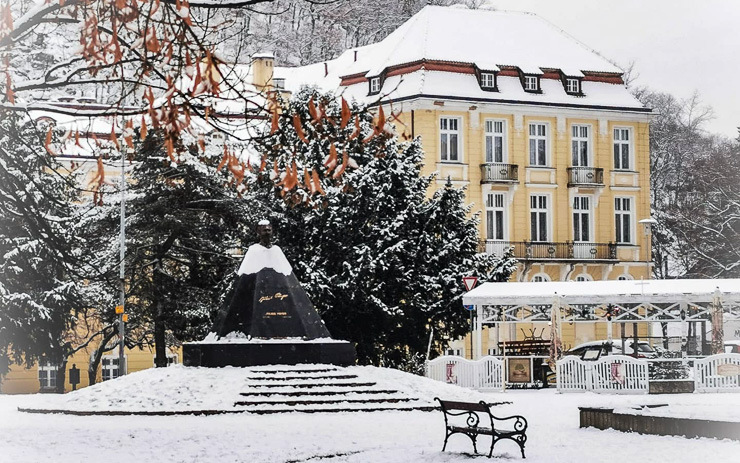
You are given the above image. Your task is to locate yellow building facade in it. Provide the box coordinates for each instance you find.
[275,5,654,356]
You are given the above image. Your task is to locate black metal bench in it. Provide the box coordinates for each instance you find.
[436,398,528,458]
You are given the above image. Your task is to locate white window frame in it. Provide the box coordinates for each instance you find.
[617,274,633,281]
[484,119,507,163]
[439,117,462,162]
[369,77,381,94]
[614,196,635,244]
[613,127,633,170]
[524,75,539,91]
[486,192,507,241]
[574,273,593,282]
[532,273,551,282]
[446,348,464,357]
[572,195,593,243]
[38,361,58,390]
[528,122,549,166]
[102,355,126,381]
[571,124,591,167]
[566,78,580,94]
[530,193,551,242]
[480,72,496,89]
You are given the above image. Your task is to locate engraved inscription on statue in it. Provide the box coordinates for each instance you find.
[259,293,289,303]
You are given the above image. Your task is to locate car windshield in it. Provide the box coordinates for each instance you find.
[635,343,654,352]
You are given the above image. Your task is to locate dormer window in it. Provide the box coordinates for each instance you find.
[480,72,496,90]
[369,77,381,95]
[566,78,580,94]
[524,75,539,92]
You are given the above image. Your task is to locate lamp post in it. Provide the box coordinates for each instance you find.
[638,218,657,280]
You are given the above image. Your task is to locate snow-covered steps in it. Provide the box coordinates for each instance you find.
[234,366,435,413]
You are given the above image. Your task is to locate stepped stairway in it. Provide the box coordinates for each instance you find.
[233,366,436,414]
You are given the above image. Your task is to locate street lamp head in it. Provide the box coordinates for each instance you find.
[639,218,657,236]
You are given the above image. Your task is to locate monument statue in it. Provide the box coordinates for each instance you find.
[183,220,355,367]
[212,220,331,340]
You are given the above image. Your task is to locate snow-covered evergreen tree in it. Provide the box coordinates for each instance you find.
[92,131,250,366]
[0,111,86,388]
[248,89,516,367]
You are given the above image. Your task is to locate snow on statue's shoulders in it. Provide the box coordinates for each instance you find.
[237,243,292,276]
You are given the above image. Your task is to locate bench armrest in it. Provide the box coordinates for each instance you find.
[490,414,528,433]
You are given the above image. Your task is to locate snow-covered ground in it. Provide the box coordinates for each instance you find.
[1,366,739,463]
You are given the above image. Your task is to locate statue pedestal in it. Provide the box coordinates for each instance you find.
[183,339,356,367]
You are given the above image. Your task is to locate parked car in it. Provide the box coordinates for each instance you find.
[564,339,659,359]
[725,340,740,354]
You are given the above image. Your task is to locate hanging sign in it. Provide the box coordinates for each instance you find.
[462,276,478,292]
[464,305,475,311]
[115,305,124,314]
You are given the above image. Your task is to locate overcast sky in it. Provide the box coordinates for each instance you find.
[485,0,739,138]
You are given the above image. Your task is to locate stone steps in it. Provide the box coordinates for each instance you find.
[239,389,399,397]
[234,365,434,413]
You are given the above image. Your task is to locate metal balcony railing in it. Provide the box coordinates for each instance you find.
[480,240,618,261]
[480,163,519,183]
[567,167,604,187]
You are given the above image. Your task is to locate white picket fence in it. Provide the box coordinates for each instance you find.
[556,355,649,394]
[426,356,504,391]
[694,353,740,393]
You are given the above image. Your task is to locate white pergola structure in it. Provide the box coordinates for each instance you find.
[462,279,740,360]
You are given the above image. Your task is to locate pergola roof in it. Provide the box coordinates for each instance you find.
[463,279,740,306]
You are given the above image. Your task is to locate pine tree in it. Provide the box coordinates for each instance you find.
[94,131,250,366]
[0,111,86,389]
[247,89,516,367]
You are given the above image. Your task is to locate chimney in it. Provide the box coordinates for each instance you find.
[353,50,358,62]
[324,62,328,77]
[251,52,275,90]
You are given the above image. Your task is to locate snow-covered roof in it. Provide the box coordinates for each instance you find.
[463,279,740,306]
[339,6,621,78]
[274,5,646,112]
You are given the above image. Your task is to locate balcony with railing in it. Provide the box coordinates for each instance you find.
[480,163,519,183]
[567,167,604,187]
[480,240,618,261]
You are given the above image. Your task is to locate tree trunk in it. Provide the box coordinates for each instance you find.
[55,359,68,394]
[88,330,118,386]
[154,300,167,367]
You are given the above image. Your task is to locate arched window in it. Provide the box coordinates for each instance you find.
[575,273,593,282]
[617,274,633,281]
[532,273,551,282]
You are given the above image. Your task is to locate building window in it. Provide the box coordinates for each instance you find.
[38,362,58,390]
[440,117,461,162]
[273,78,285,90]
[617,274,633,281]
[524,75,539,91]
[571,125,590,167]
[480,72,496,89]
[573,196,592,242]
[102,356,124,381]
[615,197,633,244]
[369,77,381,94]
[566,78,580,94]
[528,123,548,166]
[613,128,632,170]
[486,192,506,241]
[532,273,551,282]
[484,120,506,163]
[575,273,593,282]
[446,348,464,357]
[530,194,549,242]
